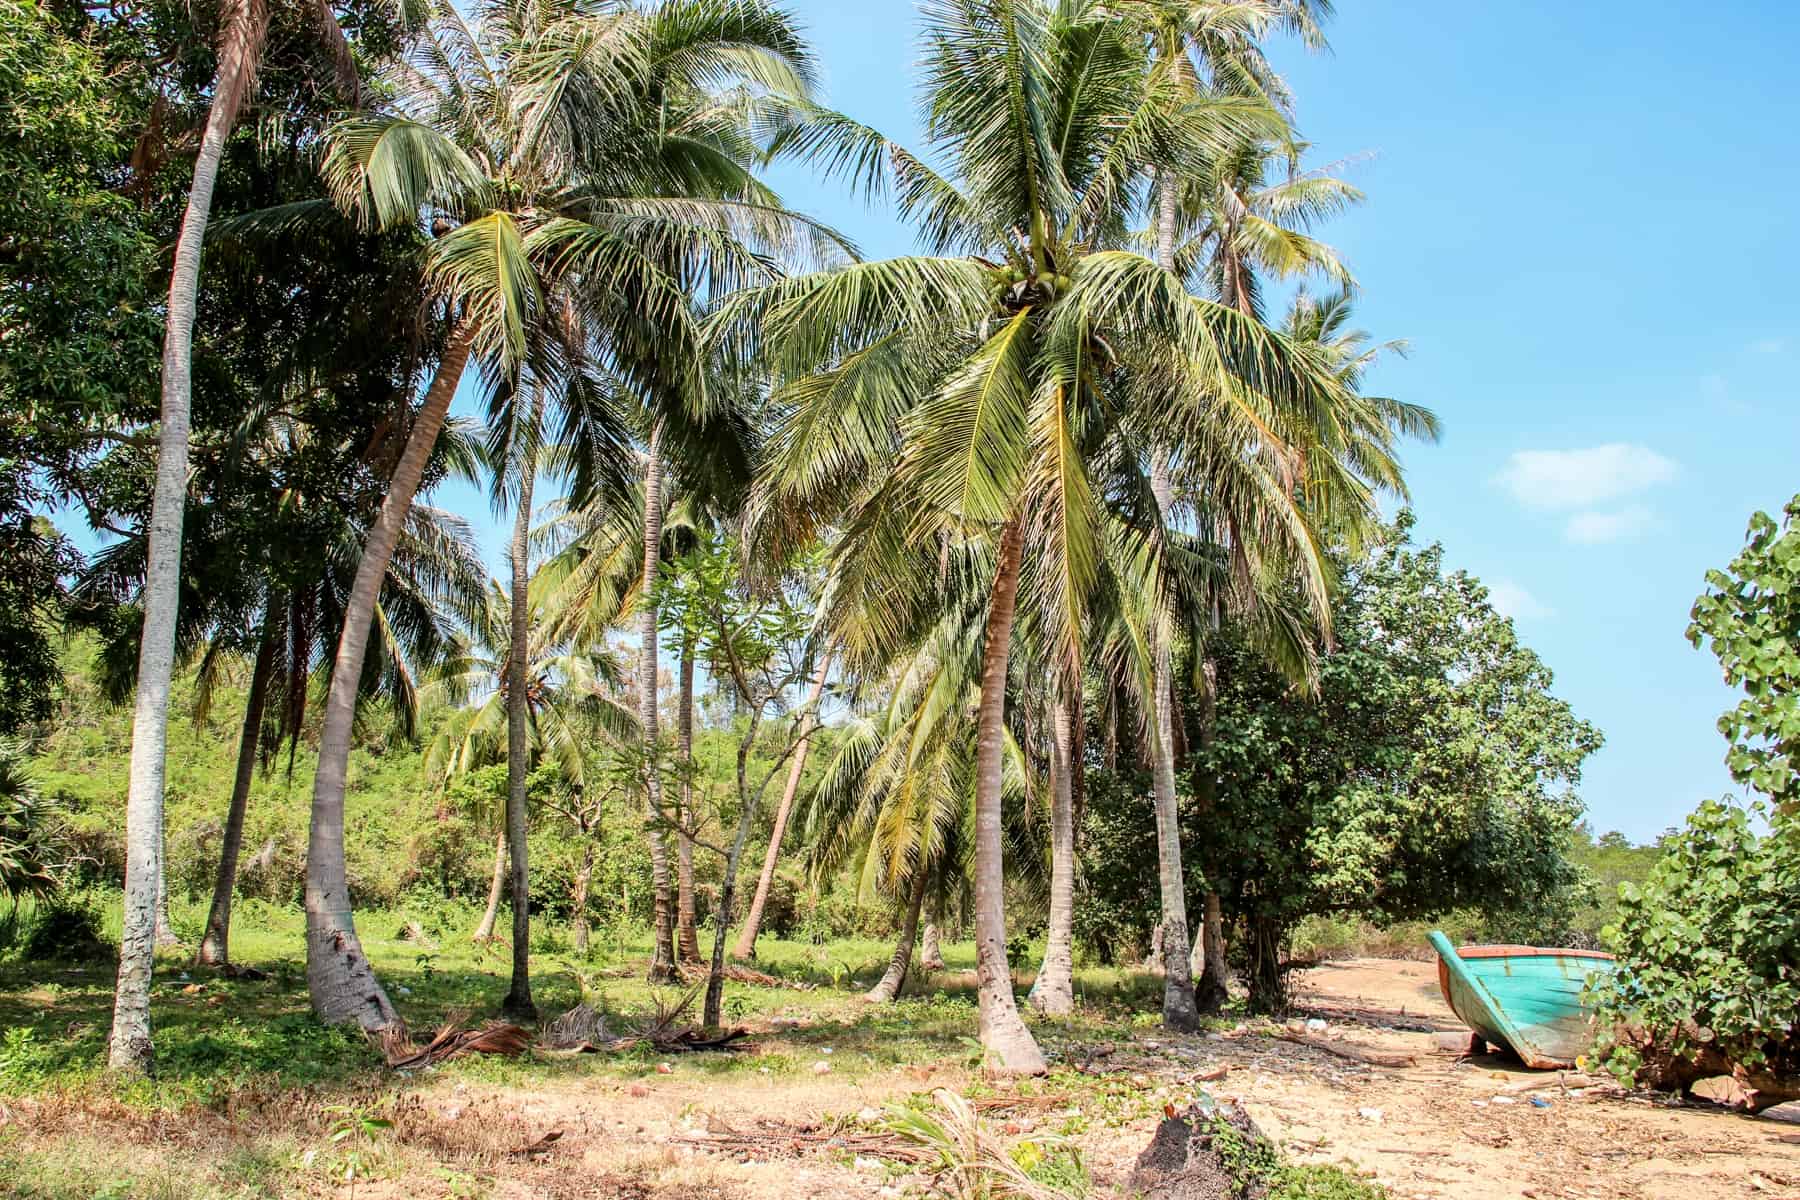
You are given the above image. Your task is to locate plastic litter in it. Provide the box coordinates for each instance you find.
[1305,1018,1329,1033]
[1530,1096,1552,1109]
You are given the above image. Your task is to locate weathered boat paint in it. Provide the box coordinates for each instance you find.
[1428,931,1615,1069]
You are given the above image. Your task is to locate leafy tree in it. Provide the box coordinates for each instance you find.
[1591,798,1799,1112]
[1590,495,1800,1111]
[1081,516,1598,1010]
[655,528,816,1027]
[0,1,158,735]
[1688,494,1800,817]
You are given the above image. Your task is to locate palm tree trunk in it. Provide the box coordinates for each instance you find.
[108,0,269,1073]
[675,631,700,963]
[473,827,505,941]
[921,918,945,971]
[639,421,676,983]
[971,517,1047,1075]
[305,317,474,1031]
[867,868,929,1003]
[1029,694,1076,1015]
[1147,169,1201,1033]
[572,841,595,955]
[734,652,829,959]
[501,388,544,1020]
[1194,656,1229,1011]
[197,609,278,966]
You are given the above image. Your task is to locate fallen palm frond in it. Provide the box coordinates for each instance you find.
[377,1013,531,1071]
[540,989,753,1055]
[886,1089,1088,1200]
[540,1003,612,1051]
[675,960,810,989]
[674,1114,934,1166]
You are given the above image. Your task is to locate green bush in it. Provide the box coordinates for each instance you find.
[20,892,113,963]
[1591,798,1800,1106]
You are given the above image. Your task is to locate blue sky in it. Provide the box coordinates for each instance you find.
[432,0,1799,841]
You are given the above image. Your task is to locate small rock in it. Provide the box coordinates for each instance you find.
[1491,1096,1516,1106]
[857,1107,881,1123]
[1305,1018,1329,1034]
[1357,1107,1383,1124]
[812,1061,832,1075]
[627,1083,650,1097]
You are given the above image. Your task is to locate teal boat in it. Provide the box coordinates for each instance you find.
[1428,931,1615,1069]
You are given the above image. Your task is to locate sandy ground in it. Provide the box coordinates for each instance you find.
[388,959,1798,1199]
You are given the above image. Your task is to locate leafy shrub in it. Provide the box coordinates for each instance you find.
[0,739,67,901]
[1590,798,1800,1107]
[20,892,112,962]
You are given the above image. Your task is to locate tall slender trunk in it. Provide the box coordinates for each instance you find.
[109,0,269,1073]
[972,518,1047,1075]
[502,388,544,1019]
[306,318,474,1031]
[1199,891,1229,1007]
[675,632,700,962]
[1029,694,1076,1015]
[734,652,830,959]
[473,827,506,941]
[702,702,767,1029]
[639,422,676,983]
[1194,657,1229,1010]
[197,609,278,966]
[921,917,945,971]
[867,866,929,1003]
[572,841,595,955]
[1147,168,1201,1032]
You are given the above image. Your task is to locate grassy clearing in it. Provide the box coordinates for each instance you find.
[0,896,1392,1199]
[0,891,1175,1107]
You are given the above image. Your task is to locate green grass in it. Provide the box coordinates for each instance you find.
[0,890,1202,1108]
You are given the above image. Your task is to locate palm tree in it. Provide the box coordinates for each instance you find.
[301,0,838,1027]
[800,618,1031,1005]
[726,0,1348,1072]
[193,498,484,968]
[1121,0,1353,1028]
[110,0,364,1074]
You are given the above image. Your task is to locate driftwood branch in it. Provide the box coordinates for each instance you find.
[1273,1030,1417,1068]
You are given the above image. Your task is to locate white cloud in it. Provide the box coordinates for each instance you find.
[1487,579,1552,621]
[1493,443,1678,511]
[1565,505,1655,544]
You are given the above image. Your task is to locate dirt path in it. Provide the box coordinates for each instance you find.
[1233,958,1799,1199]
[400,959,1796,1198]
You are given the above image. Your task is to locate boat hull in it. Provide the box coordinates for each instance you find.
[1428,932,1614,1069]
